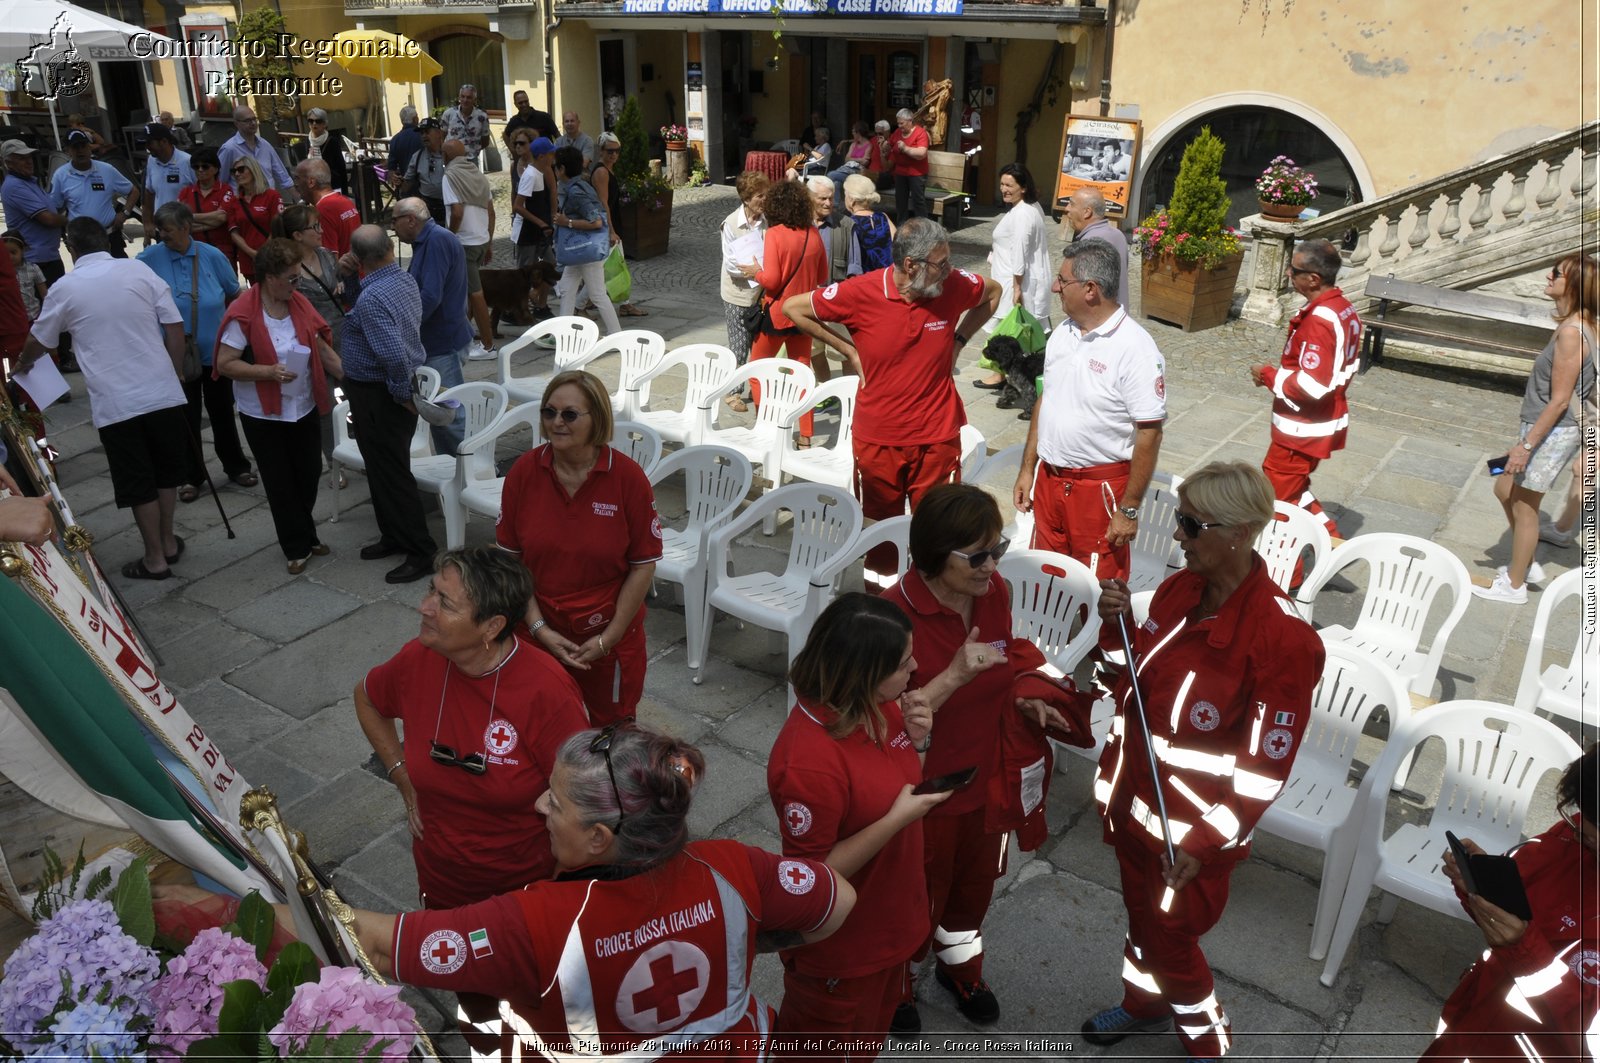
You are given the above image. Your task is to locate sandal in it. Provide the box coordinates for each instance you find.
[121,559,171,581]
[165,535,185,566]
[619,304,648,317]
[724,394,748,413]
[178,484,200,504]
[229,470,259,488]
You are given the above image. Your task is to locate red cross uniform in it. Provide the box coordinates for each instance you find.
[364,637,589,908]
[767,698,929,1053]
[393,841,840,1060]
[1092,555,1323,1059]
[496,444,663,725]
[315,190,362,257]
[882,568,1015,986]
[1420,821,1600,1062]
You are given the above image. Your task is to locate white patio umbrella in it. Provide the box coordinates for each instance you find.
[0,0,176,147]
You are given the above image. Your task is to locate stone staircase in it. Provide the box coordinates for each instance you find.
[1240,121,1598,361]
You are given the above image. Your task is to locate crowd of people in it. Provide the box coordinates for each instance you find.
[0,95,1594,1063]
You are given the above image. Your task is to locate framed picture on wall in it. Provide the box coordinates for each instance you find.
[1053,114,1142,218]
[181,19,232,119]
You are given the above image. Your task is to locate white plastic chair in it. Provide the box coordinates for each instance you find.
[1126,471,1185,593]
[701,485,863,684]
[1294,533,1471,699]
[959,424,987,479]
[1254,499,1333,599]
[805,514,914,623]
[698,360,816,494]
[570,329,666,420]
[457,404,542,531]
[778,376,858,492]
[1316,701,1579,986]
[1513,568,1595,726]
[612,420,664,479]
[629,344,736,446]
[412,383,510,547]
[966,442,1032,546]
[648,446,755,680]
[1000,549,1101,679]
[329,366,441,523]
[1254,643,1412,958]
[498,315,600,407]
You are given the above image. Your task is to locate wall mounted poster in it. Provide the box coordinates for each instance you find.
[1054,115,1142,218]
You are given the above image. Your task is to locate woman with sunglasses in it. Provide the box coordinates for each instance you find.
[496,370,662,726]
[881,483,1066,1031]
[225,154,281,282]
[1422,743,1598,1062]
[1473,253,1597,604]
[177,147,237,270]
[768,592,950,1056]
[1082,461,1322,1062]
[586,131,647,317]
[290,108,350,194]
[276,203,359,483]
[163,723,855,1059]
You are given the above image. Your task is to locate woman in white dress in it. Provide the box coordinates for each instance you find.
[975,164,1052,391]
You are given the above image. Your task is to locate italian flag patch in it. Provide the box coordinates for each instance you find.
[469,928,493,958]
[1273,710,1295,727]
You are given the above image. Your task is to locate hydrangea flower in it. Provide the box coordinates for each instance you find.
[30,998,145,1061]
[268,967,417,1062]
[148,926,269,1058]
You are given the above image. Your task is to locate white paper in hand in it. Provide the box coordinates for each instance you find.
[12,359,70,410]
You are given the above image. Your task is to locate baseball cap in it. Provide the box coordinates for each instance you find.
[419,117,442,131]
[143,122,173,142]
[0,139,37,160]
[527,136,554,156]
[65,129,92,146]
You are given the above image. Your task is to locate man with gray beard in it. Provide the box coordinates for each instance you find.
[786,218,1000,573]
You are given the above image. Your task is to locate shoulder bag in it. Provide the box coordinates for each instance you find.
[554,180,610,267]
[757,227,813,337]
[178,258,203,383]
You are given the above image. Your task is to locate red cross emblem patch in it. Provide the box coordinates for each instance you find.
[1189,701,1221,732]
[615,941,710,1033]
[778,859,816,895]
[420,929,468,974]
[783,801,813,837]
[1571,948,1600,985]
[1263,727,1295,760]
[484,718,519,756]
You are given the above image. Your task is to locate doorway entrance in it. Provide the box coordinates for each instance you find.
[848,42,921,126]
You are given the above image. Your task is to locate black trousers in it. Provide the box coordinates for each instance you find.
[183,374,251,484]
[240,411,322,559]
[894,174,928,225]
[422,195,446,226]
[344,379,437,561]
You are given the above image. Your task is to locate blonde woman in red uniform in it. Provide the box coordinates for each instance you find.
[496,369,663,725]
[160,724,857,1061]
[768,593,950,1057]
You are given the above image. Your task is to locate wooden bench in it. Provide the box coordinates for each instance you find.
[925,150,972,232]
[1361,274,1550,376]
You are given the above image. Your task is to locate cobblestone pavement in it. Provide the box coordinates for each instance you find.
[18,181,1592,1060]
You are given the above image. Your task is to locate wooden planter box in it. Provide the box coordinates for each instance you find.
[616,189,674,260]
[1140,251,1244,332]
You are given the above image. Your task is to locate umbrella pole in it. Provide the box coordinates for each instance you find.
[48,100,60,150]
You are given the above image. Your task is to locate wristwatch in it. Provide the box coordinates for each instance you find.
[1119,506,1141,520]
[954,332,971,347]
[1520,440,1535,452]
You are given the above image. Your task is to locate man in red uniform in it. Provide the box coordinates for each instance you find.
[786,218,999,575]
[295,158,361,257]
[1250,238,1361,538]
[886,108,930,224]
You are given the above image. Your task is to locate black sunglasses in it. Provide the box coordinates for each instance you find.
[309,118,327,124]
[1175,512,1226,538]
[590,719,635,831]
[231,166,250,175]
[430,740,488,776]
[950,537,1010,568]
[1550,268,1565,282]
[540,406,592,424]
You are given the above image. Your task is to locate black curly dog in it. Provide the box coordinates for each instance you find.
[983,335,1046,414]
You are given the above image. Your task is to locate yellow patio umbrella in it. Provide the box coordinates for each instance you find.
[330,29,442,135]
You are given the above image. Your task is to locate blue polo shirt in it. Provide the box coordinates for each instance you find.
[136,239,239,363]
[50,160,133,226]
[143,149,195,212]
[405,220,471,357]
[2,172,62,262]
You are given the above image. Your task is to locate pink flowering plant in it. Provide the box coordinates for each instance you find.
[268,967,416,1062]
[1255,155,1318,206]
[148,927,269,1057]
[1132,126,1242,270]
[659,123,688,143]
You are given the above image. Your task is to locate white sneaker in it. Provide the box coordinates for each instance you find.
[1498,562,1546,585]
[467,342,498,361]
[1473,573,1528,604]
[1539,524,1576,548]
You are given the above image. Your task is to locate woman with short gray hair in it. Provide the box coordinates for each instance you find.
[292,107,351,194]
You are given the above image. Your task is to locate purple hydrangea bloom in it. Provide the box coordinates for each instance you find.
[0,899,158,1048]
[31,998,146,1061]
[148,927,269,1058]
[267,967,417,1062]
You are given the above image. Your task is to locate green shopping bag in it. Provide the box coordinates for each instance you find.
[604,244,632,304]
[978,305,1046,370]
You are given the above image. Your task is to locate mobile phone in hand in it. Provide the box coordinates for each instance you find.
[913,766,978,795]
[1487,454,1509,476]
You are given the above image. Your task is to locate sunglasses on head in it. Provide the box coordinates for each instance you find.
[540,406,591,423]
[590,718,635,831]
[1175,512,1226,538]
[430,741,488,775]
[950,537,1010,568]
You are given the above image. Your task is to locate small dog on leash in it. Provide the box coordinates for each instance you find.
[480,262,560,337]
[983,335,1046,414]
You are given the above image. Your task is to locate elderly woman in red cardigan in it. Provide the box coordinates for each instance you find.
[214,237,344,574]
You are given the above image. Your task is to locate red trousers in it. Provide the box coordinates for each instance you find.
[853,436,961,574]
[1262,441,1338,537]
[773,962,906,1061]
[1114,839,1235,1059]
[1028,460,1130,581]
[916,807,1006,985]
[750,331,814,437]
[562,613,646,727]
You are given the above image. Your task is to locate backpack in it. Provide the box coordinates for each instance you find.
[854,212,894,272]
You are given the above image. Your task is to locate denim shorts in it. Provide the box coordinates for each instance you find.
[1517,421,1581,493]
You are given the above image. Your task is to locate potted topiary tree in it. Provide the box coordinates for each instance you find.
[1132,127,1244,331]
[612,97,674,259]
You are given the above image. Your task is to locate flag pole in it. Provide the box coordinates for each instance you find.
[1116,610,1177,869]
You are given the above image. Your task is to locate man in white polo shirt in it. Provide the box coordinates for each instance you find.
[1013,239,1165,581]
[141,123,193,219]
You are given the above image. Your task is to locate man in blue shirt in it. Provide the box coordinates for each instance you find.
[218,104,295,202]
[2,139,72,367]
[391,196,471,455]
[340,223,435,584]
[140,124,194,244]
[52,130,139,257]
[388,105,422,183]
